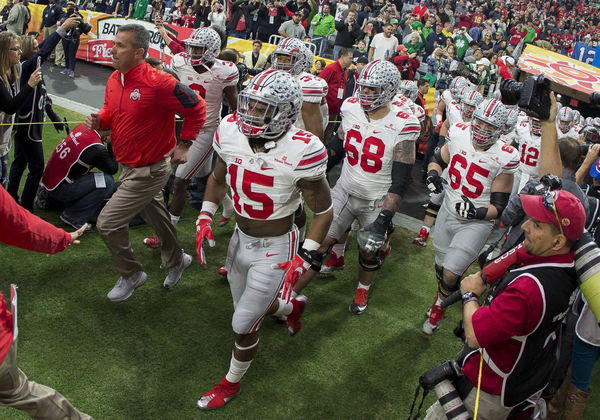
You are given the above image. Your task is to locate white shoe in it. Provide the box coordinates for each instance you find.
[163,251,192,289]
[107,272,147,302]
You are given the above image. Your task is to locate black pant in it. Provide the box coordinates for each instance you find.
[62,38,80,72]
[7,134,44,211]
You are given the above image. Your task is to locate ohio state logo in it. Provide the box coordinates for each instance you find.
[130,89,141,101]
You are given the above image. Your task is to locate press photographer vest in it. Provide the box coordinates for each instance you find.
[480,261,577,407]
[42,125,102,191]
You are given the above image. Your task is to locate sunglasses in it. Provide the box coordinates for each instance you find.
[542,191,564,236]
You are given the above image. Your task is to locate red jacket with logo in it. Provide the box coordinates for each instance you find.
[98,62,206,167]
[0,186,71,365]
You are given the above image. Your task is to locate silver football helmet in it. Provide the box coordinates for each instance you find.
[184,27,221,66]
[449,76,469,99]
[557,107,575,134]
[398,80,418,102]
[460,88,484,121]
[237,69,302,140]
[471,98,508,148]
[272,38,314,76]
[502,107,520,135]
[356,60,400,112]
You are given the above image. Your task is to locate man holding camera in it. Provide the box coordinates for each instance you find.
[424,189,584,419]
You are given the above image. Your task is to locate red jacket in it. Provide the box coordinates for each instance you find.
[319,60,348,115]
[98,62,206,167]
[0,186,71,365]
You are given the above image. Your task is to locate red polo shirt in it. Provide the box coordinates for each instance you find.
[319,60,348,115]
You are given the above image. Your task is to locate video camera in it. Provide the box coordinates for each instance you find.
[499,74,551,120]
[581,126,600,155]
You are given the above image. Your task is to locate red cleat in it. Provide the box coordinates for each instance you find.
[412,227,430,247]
[349,288,369,315]
[286,295,308,336]
[217,267,228,276]
[422,293,446,335]
[143,236,161,248]
[217,216,230,227]
[320,251,345,275]
[197,377,240,410]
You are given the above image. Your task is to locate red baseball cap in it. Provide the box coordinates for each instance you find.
[520,190,585,241]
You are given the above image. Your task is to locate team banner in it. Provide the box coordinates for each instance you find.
[518,44,600,96]
[571,42,600,68]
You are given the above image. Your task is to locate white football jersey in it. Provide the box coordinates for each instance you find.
[514,116,541,177]
[556,125,580,140]
[446,101,463,127]
[213,114,327,220]
[171,55,239,128]
[337,97,421,200]
[294,72,327,132]
[499,129,517,145]
[443,122,519,218]
[441,89,454,106]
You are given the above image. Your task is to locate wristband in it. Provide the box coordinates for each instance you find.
[303,238,320,251]
[200,201,219,217]
[463,297,479,305]
[314,203,333,215]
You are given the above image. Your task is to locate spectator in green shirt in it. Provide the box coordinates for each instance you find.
[311,4,335,57]
[132,0,149,20]
[453,27,471,59]
[404,31,425,57]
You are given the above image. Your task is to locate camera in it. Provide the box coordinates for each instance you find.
[499,74,551,120]
[420,361,471,420]
[71,14,92,35]
[580,127,600,155]
[591,92,600,106]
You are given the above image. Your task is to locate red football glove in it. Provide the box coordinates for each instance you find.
[273,254,310,303]
[195,213,215,264]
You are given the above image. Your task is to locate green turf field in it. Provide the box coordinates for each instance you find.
[1,107,599,419]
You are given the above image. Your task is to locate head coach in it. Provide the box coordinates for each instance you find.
[425,189,586,419]
[86,24,206,302]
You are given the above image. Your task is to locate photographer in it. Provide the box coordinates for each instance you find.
[60,6,86,78]
[424,189,585,419]
[6,16,80,211]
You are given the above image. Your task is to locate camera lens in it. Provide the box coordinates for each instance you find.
[499,79,522,106]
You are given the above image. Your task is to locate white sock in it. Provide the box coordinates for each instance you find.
[357,282,370,291]
[222,195,234,218]
[291,290,298,299]
[421,225,431,232]
[170,213,180,226]
[332,243,345,257]
[225,353,253,384]
[273,297,293,316]
[298,224,306,242]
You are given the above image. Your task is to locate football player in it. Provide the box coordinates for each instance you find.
[271,37,327,141]
[498,107,520,144]
[293,60,421,317]
[194,70,332,409]
[423,98,518,335]
[413,87,483,247]
[512,113,542,194]
[143,27,239,249]
[556,107,579,140]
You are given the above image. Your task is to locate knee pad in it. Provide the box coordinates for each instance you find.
[359,252,381,272]
[435,265,459,297]
[425,201,441,219]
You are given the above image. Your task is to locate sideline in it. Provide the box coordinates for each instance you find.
[49,94,99,115]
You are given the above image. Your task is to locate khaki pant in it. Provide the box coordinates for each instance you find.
[42,25,57,60]
[0,343,92,419]
[97,158,181,278]
[424,387,512,420]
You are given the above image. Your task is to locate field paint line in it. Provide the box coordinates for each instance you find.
[49,94,99,115]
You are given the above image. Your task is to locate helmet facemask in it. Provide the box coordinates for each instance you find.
[531,118,542,136]
[238,94,286,140]
[272,52,298,74]
[558,120,572,134]
[462,103,476,121]
[471,118,500,149]
[186,45,213,68]
[358,83,385,112]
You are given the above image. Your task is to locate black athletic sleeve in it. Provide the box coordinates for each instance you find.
[83,144,119,176]
[0,79,34,114]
